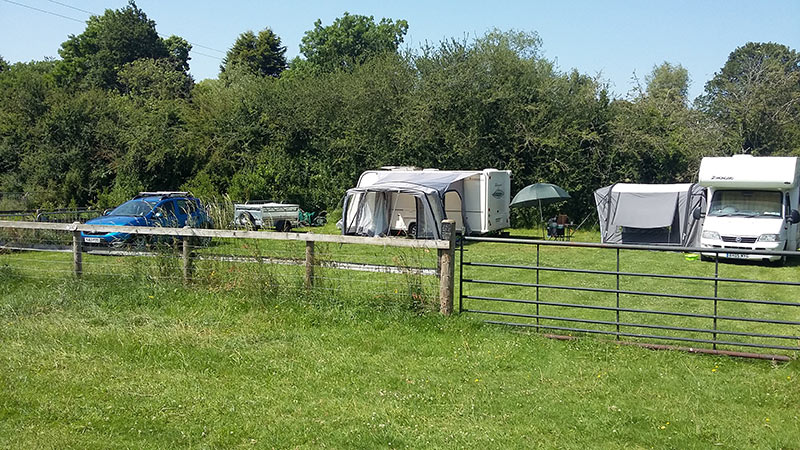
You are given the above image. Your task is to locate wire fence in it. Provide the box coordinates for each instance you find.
[0,207,107,224]
[0,221,455,314]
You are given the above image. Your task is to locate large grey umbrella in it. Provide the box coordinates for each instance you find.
[510,183,571,225]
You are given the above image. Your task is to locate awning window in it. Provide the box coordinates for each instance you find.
[612,192,678,229]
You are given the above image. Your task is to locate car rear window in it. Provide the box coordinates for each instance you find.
[176,199,195,214]
[157,201,175,216]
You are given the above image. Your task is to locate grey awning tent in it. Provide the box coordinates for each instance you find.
[342,171,479,239]
[594,183,706,246]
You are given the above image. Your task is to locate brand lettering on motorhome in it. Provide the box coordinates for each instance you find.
[711,176,734,180]
[492,189,504,199]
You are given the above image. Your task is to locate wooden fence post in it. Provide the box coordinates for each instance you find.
[182,226,193,284]
[305,240,315,289]
[72,222,82,278]
[439,220,456,315]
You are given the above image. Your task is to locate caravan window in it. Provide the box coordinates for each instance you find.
[709,191,782,218]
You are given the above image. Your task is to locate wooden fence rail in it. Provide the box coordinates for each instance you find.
[0,219,456,314]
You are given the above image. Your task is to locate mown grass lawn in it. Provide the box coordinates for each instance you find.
[0,263,798,448]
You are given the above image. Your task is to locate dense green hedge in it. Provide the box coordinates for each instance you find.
[1,17,798,226]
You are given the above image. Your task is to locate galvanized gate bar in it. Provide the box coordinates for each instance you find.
[462,279,800,307]
[480,319,800,352]
[464,235,800,257]
[463,294,800,326]
[464,308,800,340]
[464,261,800,287]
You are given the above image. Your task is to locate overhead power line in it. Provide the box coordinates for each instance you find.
[45,0,91,15]
[45,0,226,55]
[4,0,226,60]
[2,0,84,23]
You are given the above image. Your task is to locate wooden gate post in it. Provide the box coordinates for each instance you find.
[72,222,82,278]
[305,240,315,289]
[182,226,193,284]
[439,220,456,315]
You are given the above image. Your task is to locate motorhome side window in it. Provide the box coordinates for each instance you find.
[708,191,782,217]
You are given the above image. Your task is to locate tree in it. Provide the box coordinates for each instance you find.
[697,42,800,155]
[221,28,287,77]
[54,1,189,91]
[0,55,8,73]
[298,12,408,72]
[0,61,57,193]
[118,58,193,100]
[645,62,689,105]
[164,35,192,73]
[18,88,121,206]
[610,62,727,184]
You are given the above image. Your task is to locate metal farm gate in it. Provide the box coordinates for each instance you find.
[459,236,800,360]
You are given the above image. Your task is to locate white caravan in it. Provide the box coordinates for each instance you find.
[698,155,800,262]
[342,167,511,239]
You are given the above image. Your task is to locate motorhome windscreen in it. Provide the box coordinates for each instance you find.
[708,191,782,218]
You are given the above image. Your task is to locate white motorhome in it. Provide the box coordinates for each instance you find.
[341,167,511,239]
[698,155,800,262]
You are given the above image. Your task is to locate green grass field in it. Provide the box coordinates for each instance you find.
[1,227,799,448]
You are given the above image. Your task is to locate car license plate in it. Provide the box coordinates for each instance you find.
[84,237,101,244]
[725,253,747,259]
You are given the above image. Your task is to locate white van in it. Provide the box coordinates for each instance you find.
[697,155,800,262]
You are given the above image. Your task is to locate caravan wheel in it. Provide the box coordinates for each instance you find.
[407,222,417,238]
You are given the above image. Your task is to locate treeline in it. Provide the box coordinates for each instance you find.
[1,2,799,224]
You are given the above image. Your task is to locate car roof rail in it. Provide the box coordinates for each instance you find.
[135,191,192,200]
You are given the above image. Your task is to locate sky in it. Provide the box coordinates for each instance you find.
[1,0,799,101]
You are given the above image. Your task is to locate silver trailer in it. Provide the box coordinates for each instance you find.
[233,202,300,231]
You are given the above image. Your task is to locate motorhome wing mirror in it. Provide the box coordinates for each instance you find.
[789,209,800,224]
[692,207,703,220]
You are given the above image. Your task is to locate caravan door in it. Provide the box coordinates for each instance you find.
[444,191,464,233]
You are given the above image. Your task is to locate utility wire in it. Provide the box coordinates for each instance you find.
[45,0,91,15]
[5,0,226,60]
[2,0,84,23]
[45,0,227,55]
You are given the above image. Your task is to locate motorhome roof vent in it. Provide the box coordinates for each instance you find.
[380,166,421,171]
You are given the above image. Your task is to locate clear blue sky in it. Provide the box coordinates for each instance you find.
[2,0,799,101]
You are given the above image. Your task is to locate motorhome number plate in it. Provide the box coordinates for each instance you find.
[725,252,747,259]
[84,237,101,244]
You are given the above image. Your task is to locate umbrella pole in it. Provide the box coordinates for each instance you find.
[539,199,543,238]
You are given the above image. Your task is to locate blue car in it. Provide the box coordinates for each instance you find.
[82,192,212,247]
